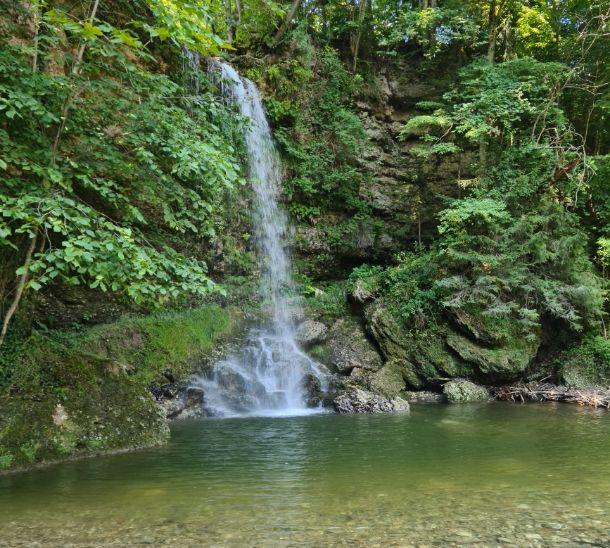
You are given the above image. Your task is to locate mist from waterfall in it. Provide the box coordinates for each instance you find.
[194,61,326,417]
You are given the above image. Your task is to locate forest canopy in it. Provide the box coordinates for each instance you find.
[0,0,609,358]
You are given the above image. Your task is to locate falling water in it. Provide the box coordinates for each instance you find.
[194,62,327,417]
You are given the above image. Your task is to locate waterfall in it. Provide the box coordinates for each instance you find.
[194,62,327,417]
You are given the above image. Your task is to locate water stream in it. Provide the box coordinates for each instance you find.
[1,404,609,546]
[197,62,326,417]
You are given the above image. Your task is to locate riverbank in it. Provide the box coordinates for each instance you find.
[0,304,246,473]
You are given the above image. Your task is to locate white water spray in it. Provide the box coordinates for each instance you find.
[194,62,326,417]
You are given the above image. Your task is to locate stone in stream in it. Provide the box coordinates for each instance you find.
[443,379,490,403]
[301,373,322,407]
[333,387,409,414]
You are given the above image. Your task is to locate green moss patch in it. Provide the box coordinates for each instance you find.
[0,305,242,472]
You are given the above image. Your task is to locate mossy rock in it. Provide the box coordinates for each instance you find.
[443,380,490,403]
[362,299,540,387]
[364,301,473,387]
[369,359,407,398]
[0,335,169,471]
[364,300,411,363]
[0,305,243,471]
[446,330,540,381]
[559,337,610,389]
[446,307,508,346]
[324,316,383,374]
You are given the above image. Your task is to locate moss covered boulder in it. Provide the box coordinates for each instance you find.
[446,330,540,381]
[558,336,610,389]
[0,305,243,472]
[318,316,383,374]
[362,299,541,388]
[443,380,490,403]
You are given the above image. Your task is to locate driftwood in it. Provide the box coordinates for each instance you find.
[491,382,610,409]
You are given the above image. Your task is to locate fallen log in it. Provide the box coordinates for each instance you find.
[490,382,610,409]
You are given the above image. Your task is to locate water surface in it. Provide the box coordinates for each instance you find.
[1,403,609,546]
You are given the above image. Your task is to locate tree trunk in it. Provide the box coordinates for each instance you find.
[51,0,101,163]
[0,234,37,348]
[350,0,368,74]
[272,0,301,45]
[31,1,41,73]
[234,0,242,26]
[224,0,234,43]
[72,0,101,76]
[487,0,497,63]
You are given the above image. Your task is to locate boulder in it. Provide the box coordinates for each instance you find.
[368,359,407,397]
[365,300,411,364]
[364,301,465,387]
[159,386,205,419]
[333,387,409,414]
[443,380,490,403]
[301,373,322,407]
[327,317,383,374]
[185,387,204,408]
[295,320,328,348]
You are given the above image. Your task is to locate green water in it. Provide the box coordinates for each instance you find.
[1,403,609,547]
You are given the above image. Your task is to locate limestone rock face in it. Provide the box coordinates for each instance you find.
[443,380,490,403]
[327,317,383,374]
[365,300,410,364]
[333,387,409,414]
[295,320,328,348]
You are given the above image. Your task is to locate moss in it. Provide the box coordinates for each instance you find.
[558,336,610,389]
[302,281,348,323]
[307,342,333,364]
[0,304,243,472]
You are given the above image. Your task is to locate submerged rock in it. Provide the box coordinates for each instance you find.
[295,320,328,347]
[443,380,490,403]
[403,390,446,403]
[333,387,409,414]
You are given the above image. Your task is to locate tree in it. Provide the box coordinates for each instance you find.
[0,0,241,346]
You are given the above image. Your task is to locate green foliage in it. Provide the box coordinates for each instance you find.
[598,238,610,275]
[303,281,348,322]
[0,1,245,333]
[259,45,366,213]
[379,6,484,58]
[448,58,568,144]
[143,0,229,54]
